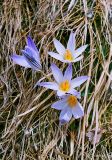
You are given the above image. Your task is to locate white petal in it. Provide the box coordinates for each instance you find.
[64,64,72,81]
[38,82,58,90]
[53,38,66,55]
[51,99,66,110]
[48,52,64,62]
[59,107,72,124]
[67,32,75,53]
[74,45,88,58]
[72,102,84,119]
[11,54,31,68]
[71,76,89,88]
[51,63,63,83]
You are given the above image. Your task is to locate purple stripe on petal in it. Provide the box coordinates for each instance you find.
[38,82,58,90]
[24,46,40,63]
[51,63,63,83]
[11,54,31,68]
[53,38,65,56]
[64,64,72,81]
[22,50,42,71]
[67,32,75,54]
[71,76,89,88]
[72,102,84,119]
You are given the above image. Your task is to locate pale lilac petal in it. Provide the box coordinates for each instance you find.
[67,89,81,99]
[38,82,58,90]
[72,102,84,119]
[71,76,89,88]
[51,99,66,110]
[11,54,31,68]
[53,38,66,55]
[57,90,65,97]
[48,52,64,62]
[59,107,72,124]
[72,55,83,62]
[74,45,88,58]
[51,63,63,83]
[64,64,72,81]
[67,32,75,53]
[24,46,40,63]
[27,36,39,53]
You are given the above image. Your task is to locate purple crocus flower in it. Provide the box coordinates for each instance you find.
[48,32,88,63]
[38,63,88,96]
[11,36,42,70]
[52,94,84,124]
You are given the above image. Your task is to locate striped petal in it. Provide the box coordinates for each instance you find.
[22,50,42,70]
[53,38,66,55]
[11,54,31,68]
[51,63,63,83]
[72,102,84,119]
[71,76,89,88]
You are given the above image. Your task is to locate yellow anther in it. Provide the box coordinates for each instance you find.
[67,95,77,107]
[59,80,70,92]
[64,49,73,61]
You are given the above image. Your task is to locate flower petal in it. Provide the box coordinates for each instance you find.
[57,90,65,97]
[59,107,72,124]
[27,36,39,53]
[51,63,63,83]
[25,46,40,63]
[74,45,88,58]
[64,64,72,81]
[51,99,66,110]
[67,89,81,99]
[48,52,64,62]
[71,76,89,88]
[38,82,58,90]
[72,55,83,62]
[53,38,66,55]
[72,102,84,119]
[67,32,75,53]
[22,50,42,70]
[11,54,31,68]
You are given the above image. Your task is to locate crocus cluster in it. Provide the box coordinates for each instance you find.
[11,32,88,124]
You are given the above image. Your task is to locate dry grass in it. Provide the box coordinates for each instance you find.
[0,0,112,160]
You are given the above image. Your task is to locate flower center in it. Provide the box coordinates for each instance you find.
[67,95,77,107]
[64,49,73,61]
[59,80,70,92]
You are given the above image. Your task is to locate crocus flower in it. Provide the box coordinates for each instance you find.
[11,36,42,70]
[48,32,88,63]
[38,63,88,96]
[51,94,84,124]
